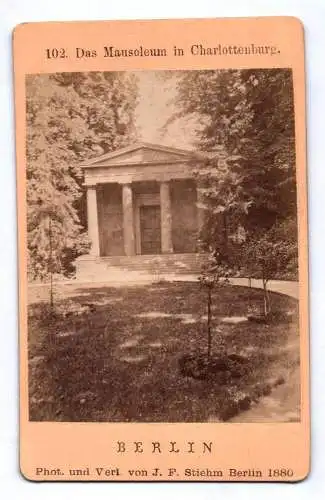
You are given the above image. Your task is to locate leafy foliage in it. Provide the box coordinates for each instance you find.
[26,72,138,280]
[244,220,298,283]
[168,68,297,281]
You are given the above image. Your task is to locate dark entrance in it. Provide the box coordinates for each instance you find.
[140,205,161,254]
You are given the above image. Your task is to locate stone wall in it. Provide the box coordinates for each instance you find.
[97,180,199,256]
[97,184,124,256]
[171,179,198,253]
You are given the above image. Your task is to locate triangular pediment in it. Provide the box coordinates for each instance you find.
[81,142,196,168]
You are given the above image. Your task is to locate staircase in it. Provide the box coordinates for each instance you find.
[75,253,208,282]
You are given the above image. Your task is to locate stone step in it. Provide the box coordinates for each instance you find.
[76,253,207,281]
[102,254,205,270]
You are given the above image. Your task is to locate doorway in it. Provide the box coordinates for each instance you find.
[139,205,161,254]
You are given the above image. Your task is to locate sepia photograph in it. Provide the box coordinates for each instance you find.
[26,68,300,423]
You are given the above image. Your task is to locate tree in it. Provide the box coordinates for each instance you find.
[168,69,297,259]
[195,152,252,263]
[244,221,298,317]
[199,253,231,360]
[26,72,138,281]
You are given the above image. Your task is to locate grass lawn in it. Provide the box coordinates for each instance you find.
[28,281,300,422]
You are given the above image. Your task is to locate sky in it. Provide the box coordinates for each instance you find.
[135,71,199,150]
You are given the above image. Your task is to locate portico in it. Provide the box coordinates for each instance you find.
[81,143,207,260]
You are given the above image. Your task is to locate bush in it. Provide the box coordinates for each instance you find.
[178,352,249,381]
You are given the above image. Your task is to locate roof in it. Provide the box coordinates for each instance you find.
[80,142,216,169]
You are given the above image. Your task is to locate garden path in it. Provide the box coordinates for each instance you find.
[29,276,299,300]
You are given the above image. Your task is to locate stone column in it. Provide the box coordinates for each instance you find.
[122,183,135,256]
[86,185,100,256]
[160,181,173,254]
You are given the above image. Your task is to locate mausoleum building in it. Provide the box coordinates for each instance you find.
[76,142,212,279]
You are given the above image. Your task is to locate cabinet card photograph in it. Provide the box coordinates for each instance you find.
[14,17,309,481]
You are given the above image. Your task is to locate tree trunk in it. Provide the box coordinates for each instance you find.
[266,286,271,314]
[262,278,268,317]
[248,277,252,309]
[223,212,228,256]
[50,271,54,309]
[207,285,212,360]
[49,216,54,309]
